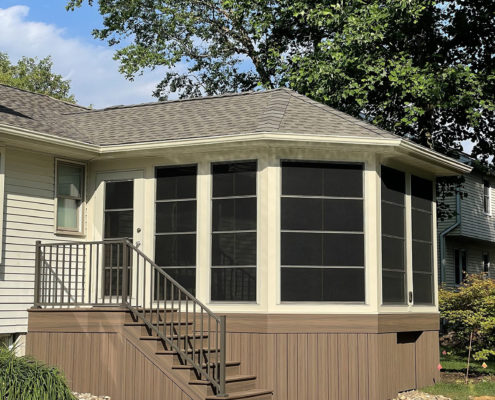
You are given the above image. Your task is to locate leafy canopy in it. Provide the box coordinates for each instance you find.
[66,0,494,162]
[0,53,76,103]
[439,274,495,361]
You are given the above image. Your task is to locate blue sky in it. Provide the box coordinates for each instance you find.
[0,2,169,107]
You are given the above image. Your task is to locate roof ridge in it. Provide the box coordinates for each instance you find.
[289,91,396,138]
[255,89,293,132]
[0,83,89,111]
[63,87,294,115]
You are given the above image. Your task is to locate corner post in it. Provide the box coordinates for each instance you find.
[33,240,42,308]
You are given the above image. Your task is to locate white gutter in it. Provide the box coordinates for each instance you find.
[439,190,461,283]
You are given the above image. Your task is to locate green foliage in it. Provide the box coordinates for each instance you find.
[0,345,76,400]
[439,274,495,361]
[422,381,495,400]
[66,0,494,166]
[441,351,495,375]
[0,53,75,103]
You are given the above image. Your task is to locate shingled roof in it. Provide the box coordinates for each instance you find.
[0,84,397,146]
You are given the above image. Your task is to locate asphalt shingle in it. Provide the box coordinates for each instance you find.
[0,84,397,146]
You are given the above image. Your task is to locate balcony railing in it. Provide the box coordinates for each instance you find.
[34,239,227,396]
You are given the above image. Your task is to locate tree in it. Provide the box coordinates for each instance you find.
[439,274,495,361]
[66,0,494,164]
[0,53,76,103]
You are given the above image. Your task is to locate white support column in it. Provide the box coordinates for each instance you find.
[196,161,212,305]
[405,172,414,307]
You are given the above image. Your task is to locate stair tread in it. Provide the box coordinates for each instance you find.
[124,321,194,327]
[189,374,257,385]
[139,334,208,340]
[156,347,220,355]
[206,389,273,400]
[172,361,240,369]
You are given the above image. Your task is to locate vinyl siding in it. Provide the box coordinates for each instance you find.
[0,148,85,334]
[459,173,495,241]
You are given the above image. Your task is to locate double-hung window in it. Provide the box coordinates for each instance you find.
[56,160,85,233]
[211,161,257,302]
[280,161,365,302]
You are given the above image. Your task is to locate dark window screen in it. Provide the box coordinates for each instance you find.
[411,175,434,304]
[381,166,406,304]
[281,161,365,302]
[211,161,257,301]
[155,165,197,296]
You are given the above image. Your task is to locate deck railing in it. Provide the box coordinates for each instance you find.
[34,239,227,396]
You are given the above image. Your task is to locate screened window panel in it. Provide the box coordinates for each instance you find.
[412,210,432,242]
[411,176,433,211]
[413,273,433,304]
[281,232,322,266]
[381,166,406,304]
[212,197,256,231]
[281,197,322,231]
[211,267,256,301]
[281,161,363,197]
[155,234,196,267]
[381,202,405,237]
[382,236,405,270]
[156,166,197,200]
[105,181,133,210]
[212,162,256,197]
[104,210,133,239]
[323,199,363,232]
[212,232,256,266]
[322,233,365,266]
[281,161,365,302]
[155,267,196,298]
[156,201,196,233]
[322,268,365,301]
[382,270,406,304]
[412,241,433,272]
[381,166,406,205]
[281,268,323,301]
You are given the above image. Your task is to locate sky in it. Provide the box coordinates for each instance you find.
[0,1,169,108]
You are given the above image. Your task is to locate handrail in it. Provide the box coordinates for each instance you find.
[34,239,227,396]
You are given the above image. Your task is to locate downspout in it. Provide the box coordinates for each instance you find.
[439,190,461,283]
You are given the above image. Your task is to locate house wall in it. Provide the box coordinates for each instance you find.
[0,147,87,335]
[459,172,495,241]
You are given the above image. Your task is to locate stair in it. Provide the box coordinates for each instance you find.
[124,314,273,400]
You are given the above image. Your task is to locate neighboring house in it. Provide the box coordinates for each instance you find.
[0,84,470,400]
[439,156,495,286]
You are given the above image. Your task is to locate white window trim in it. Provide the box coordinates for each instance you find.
[0,146,5,265]
[54,158,87,236]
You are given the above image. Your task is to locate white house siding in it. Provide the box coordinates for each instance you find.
[0,148,57,334]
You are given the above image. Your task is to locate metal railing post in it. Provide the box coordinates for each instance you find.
[33,240,42,308]
[121,240,129,306]
[218,315,227,397]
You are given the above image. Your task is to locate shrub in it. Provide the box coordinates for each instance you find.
[0,345,75,400]
[439,274,495,361]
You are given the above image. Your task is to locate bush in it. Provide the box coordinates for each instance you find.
[439,274,495,361]
[0,345,75,400]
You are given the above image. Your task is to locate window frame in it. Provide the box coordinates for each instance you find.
[210,159,258,303]
[483,179,491,215]
[279,159,366,303]
[55,158,86,235]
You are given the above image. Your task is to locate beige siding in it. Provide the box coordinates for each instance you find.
[0,148,86,334]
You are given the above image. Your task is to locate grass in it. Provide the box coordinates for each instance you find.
[440,352,495,375]
[420,351,495,399]
[422,381,495,400]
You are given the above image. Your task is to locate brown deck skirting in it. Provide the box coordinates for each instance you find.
[28,309,439,334]
[27,309,440,400]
